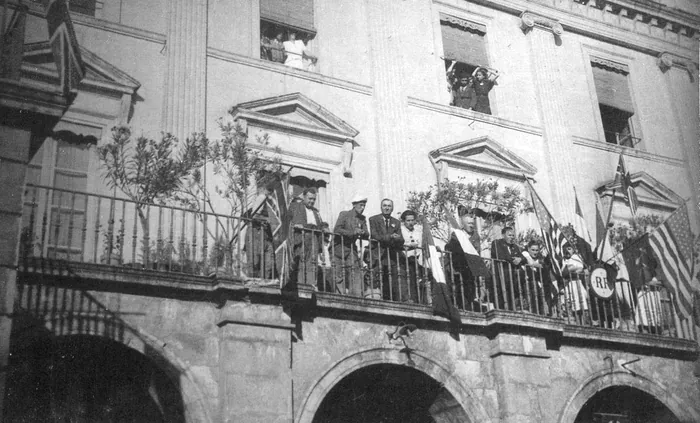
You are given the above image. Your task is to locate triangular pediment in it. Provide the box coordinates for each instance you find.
[229,93,359,143]
[430,136,537,180]
[22,42,140,93]
[596,171,683,210]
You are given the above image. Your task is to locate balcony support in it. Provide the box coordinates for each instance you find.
[520,11,577,225]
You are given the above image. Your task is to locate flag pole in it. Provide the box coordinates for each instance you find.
[598,188,616,262]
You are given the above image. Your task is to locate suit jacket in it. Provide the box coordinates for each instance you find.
[369,214,404,261]
[287,200,325,253]
[333,209,368,256]
[490,238,526,266]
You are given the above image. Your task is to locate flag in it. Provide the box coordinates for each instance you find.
[526,180,567,278]
[444,210,490,280]
[616,153,639,216]
[47,0,85,96]
[594,197,615,263]
[647,203,694,321]
[572,187,592,244]
[422,217,461,325]
[266,176,290,286]
[0,4,27,79]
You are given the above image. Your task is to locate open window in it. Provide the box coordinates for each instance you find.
[440,14,488,76]
[259,0,318,71]
[591,59,640,147]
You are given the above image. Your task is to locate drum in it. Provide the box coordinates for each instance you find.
[589,266,615,299]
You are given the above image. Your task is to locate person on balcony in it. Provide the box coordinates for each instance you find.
[400,210,423,303]
[491,226,527,311]
[560,242,591,324]
[451,72,477,110]
[283,32,316,70]
[288,188,326,286]
[445,209,490,311]
[522,240,555,315]
[472,66,499,115]
[332,195,369,296]
[369,199,405,301]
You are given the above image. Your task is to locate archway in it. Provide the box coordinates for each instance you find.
[312,363,470,423]
[3,335,186,422]
[574,385,679,423]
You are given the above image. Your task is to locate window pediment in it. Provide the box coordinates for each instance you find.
[596,171,683,212]
[430,136,537,181]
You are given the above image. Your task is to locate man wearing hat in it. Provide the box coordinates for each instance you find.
[332,195,369,296]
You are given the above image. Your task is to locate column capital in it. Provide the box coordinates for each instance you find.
[520,11,564,38]
[657,52,697,81]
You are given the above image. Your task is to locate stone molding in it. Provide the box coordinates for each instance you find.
[207,47,373,96]
[520,11,564,37]
[439,13,487,34]
[406,96,543,136]
[571,136,685,167]
[590,56,629,73]
[658,52,698,80]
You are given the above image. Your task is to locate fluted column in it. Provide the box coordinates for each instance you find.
[162,0,208,138]
[521,11,576,225]
[365,0,411,203]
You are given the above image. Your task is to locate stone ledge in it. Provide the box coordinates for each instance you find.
[563,324,699,356]
[406,97,544,136]
[207,48,374,97]
[572,136,686,167]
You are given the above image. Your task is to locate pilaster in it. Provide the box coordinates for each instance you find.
[162,0,208,139]
[521,11,577,225]
[365,0,412,204]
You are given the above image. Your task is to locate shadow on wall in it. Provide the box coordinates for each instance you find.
[574,385,680,423]
[4,275,187,423]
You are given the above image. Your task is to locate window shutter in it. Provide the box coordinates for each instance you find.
[592,65,634,114]
[440,15,488,67]
[261,0,316,35]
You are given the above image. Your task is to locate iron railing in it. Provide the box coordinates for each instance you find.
[19,185,693,340]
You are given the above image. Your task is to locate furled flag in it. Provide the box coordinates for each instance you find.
[594,197,615,263]
[444,210,490,280]
[47,0,85,96]
[265,175,290,286]
[616,153,639,217]
[572,187,592,244]
[526,180,567,278]
[422,216,461,325]
[647,203,695,321]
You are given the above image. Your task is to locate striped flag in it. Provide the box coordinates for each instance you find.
[422,216,461,324]
[265,175,290,286]
[47,0,85,96]
[573,187,592,244]
[444,210,490,280]
[647,203,695,320]
[594,197,615,263]
[616,153,639,217]
[526,180,567,278]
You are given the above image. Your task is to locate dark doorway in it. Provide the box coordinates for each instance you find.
[312,364,470,423]
[4,335,185,423]
[575,385,679,423]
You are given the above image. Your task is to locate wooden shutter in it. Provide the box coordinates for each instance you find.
[261,0,316,34]
[592,65,634,114]
[440,14,488,67]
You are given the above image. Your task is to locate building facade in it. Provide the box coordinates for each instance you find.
[1,0,699,421]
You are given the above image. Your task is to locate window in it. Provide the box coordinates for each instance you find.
[259,0,318,71]
[591,59,639,147]
[23,133,93,260]
[440,14,488,78]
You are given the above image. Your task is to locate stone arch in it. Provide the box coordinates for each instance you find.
[10,313,213,423]
[296,347,493,423]
[558,370,698,423]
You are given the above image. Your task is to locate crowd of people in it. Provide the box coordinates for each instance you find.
[242,187,666,332]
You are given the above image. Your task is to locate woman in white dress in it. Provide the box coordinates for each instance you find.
[283,32,316,70]
[560,243,590,323]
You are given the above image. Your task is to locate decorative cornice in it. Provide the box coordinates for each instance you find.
[439,13,487,34]
[520,11,564,37]
[590,56,629,74]
[658,52,698,80]
[572,136,685,167]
